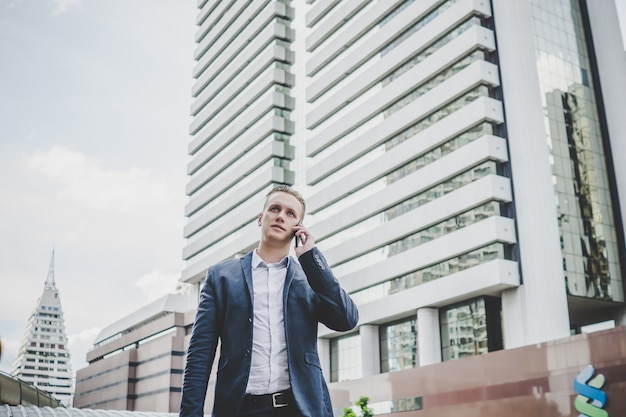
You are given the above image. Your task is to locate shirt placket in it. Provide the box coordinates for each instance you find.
[267,264,281,392]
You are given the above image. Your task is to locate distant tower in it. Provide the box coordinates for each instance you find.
[11,250,74,406]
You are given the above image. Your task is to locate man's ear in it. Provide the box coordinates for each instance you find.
[257,213,262,226]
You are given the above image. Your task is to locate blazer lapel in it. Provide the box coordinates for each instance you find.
[240,251,254,305]
[283,257,297,307]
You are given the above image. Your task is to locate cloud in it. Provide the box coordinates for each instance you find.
[68,326,102,372]
[1,0,23,9]
[132,269,181,305]
[0,338,20,373]
[0,145,186,374]
[0,0,194,377]
[26,146,172,215]
[51,0,79,15]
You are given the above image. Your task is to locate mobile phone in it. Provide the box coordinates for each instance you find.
[293,221,302,247]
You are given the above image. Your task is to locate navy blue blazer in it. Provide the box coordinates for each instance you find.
[179,247,359,417]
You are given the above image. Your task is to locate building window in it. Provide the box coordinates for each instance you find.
[380,0,463,57]
[350,243,506,305]
[317,121,496,251]
[440,296,502,361]
[380,317,418,373]
[384,48,486,116]
[528,0,623,302]
[330,332,361,382]
[332,161,500,278]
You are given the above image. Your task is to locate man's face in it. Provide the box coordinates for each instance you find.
[258,192,304,244]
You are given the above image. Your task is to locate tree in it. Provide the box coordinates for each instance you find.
[343,396,374,417]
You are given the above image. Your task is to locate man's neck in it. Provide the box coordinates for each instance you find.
[256,243,290,264]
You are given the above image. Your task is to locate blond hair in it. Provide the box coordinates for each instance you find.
[264,185,306,218]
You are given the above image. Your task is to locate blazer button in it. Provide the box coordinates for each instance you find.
[248,317,252,326]
[244,349,250,357]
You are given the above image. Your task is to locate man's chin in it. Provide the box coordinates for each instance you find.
[265,232,291,245]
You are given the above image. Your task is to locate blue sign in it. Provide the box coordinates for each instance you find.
[573,365,608,417]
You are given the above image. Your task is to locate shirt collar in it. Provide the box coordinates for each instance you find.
[252,249,290,269]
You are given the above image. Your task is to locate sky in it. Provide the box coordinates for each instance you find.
[0,0,625,386]
[0,0,196,375]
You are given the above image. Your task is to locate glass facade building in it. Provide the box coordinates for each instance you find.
[528,0,622,303]
[180,0,626,414]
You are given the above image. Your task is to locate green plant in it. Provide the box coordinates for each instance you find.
[342,407,357,417]
[342,396,374,417]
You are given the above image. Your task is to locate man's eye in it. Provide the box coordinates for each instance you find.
[288,211,295,217]
[271,207,279,212]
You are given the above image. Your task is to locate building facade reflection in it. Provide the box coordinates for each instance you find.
[530,0,623,302]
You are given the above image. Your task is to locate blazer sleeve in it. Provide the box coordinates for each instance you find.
[180,268,220,417]
[298,246,359,332]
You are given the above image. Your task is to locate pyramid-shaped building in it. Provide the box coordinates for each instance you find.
[11,251,74,406]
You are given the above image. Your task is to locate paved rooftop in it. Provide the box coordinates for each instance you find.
[0,406,178,417]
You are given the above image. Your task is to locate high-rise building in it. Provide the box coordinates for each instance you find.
[179,0,626,414]
[11,251,73,406]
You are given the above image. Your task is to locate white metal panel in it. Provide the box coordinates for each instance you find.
[185,164,286,216]
[491,0,570,347]
[191,44,289,116]
[187,139,290,198]
[321,170,511,266]
[307,0,492,102]
[306,0,375,52]
[305,0,342,28]
[306,0,442,76]
[307,95,503,185]
[187,114,291,175]
[193,1,285,76]
[182,222,259,282]
[306,60,500,157]
[196,0,220,27]
[195,0,248,46]
[319,258,520,337]
[191,37,293,101]
[310,133,507,219]
[185,194,264,245]
[307,25,495,128]
[189,90,293,155]
[182,166,291,272]
[312,174,511,245]
[339,216,517,293]
[190,66,291,135]
[191,22,291,93]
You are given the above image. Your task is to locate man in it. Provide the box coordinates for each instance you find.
[180,185,359,417]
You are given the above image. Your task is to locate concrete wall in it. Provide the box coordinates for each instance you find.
[329,325,626,416]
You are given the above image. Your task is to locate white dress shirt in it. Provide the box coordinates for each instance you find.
[245,250,291,395]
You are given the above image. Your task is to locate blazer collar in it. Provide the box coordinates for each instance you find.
[240,250,298,305]
[251,249,290,268]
